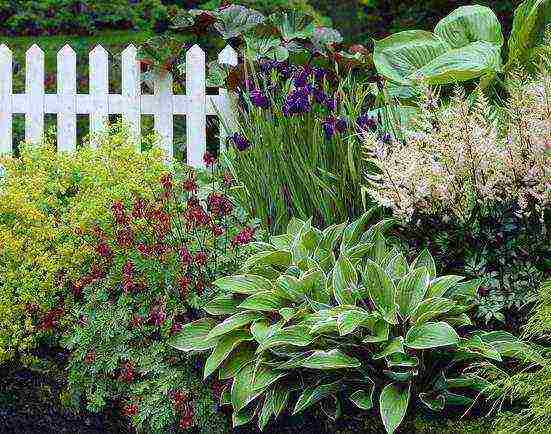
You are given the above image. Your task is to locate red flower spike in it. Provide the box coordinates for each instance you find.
[116,228,134,249]
[96,241,112,258]
[122,403,139,417]
[179,247,193,267]
[132,197,146,219]
[111,201,127,225]
[207,193,233,218]
[232,226,256,246]
[203,151,216,166]
[194,251,208,267]
[182,176,198,193]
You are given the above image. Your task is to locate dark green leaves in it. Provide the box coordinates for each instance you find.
[207,312,264,339]
[257,325,316,353]
[299,350,361,370]
[405,321,460,349]
[204,330,254,379]
[293,381,342,415]
[379,383,410,434]
[396,267,429,318]
[169,318,218,352]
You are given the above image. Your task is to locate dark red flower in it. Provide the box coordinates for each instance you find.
[118,362,135,383]
[182,175,198,193]
[232,226,256,246]
[203,151,216,166]
[160,173,173,193]
[122,260,135,293]
[96,241,112,258]
[116,228,134,249]
[195,279,205,296]
[130,314,143,328]
[132,197,146,219]
[39,307,64,330]
[147,208,171,239]
[178,276,191,297]
[84,351,96,365]
[194,251,208,267]
[211,224,224,237]
[111,201,127,225]
[122,403,139,417]
[170,322,183,335]
[207,193,233,217]
[178,404,194,430]
[184,204,210,228]
[172,390,187,407]
[148,304,166,327]
[179,247,193,267]
[222,172,234,188]
[137,243,151,257]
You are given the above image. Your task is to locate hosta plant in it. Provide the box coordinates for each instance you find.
[373,0,550,97]
[172,211,529,433]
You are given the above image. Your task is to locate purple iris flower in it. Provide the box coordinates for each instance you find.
[277,63,294,79]
[335,117,348,133]
[313,67,327,84]
[322,118,336,140]
[356,114,377,131]
[293,66,312,88]
[231,133,251,151]
[283,87,312,116]
[380,132,392,144]
[250,88,270,109]
[324,96,337,112]
[313,88,327,104]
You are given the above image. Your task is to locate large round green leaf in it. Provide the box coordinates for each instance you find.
[379,383,411,434]
[405,321,460,349]
[434,5,504,49]
[373,30,450,85]
[409,41,503,85]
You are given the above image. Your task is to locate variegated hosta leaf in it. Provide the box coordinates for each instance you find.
[203,294,240,316]
[410,249,436,279]
[239,291,288,312]
[257,325,316,353]
[410,297,456,325]
[332,256,357,305]
[426,275,464,298]
[299,349,361,370]
[434,5,504,49]
[349,380,375,410]
[379,383,411,434]
[364,260,398,324]
[396,267,429,319]
[363,318,390,343]
[218,344,257,380]
[293,381,342,415]
[341,209,377,252]
[373,337,405,360]
[204,330,254,379]
[405,321,460,349]
[385,353,419,368]
[169,318,219,352]
[214,274,273,294]
[385,253,409,281]
[337,308,376,335]
[207,311,264,339]
[242,250,292,271]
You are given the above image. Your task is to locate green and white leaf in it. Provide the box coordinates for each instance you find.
[379,383,411,434]
[405,321,459,349]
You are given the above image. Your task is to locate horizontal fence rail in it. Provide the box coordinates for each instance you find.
[0,43,238,168]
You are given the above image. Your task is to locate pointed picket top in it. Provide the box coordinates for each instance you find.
[26,43,44,61]
[186,44,205,61]
[90,44,108,57]
[122,44,137,59]
[0,44,11,57]
[58,43,75,56]
[218,45,238,66]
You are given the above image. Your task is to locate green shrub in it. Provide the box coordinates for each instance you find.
[62,159,257,433]
[173,211,530,432]
[0,125,166,363]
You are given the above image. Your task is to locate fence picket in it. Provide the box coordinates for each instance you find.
[218,45,238,152]
[0,43,237,167]
[57,45,77,152]
[25,44,45,144]
[89,45,109,148]
[121,45,141,148]
[0,44,12,154]
[154,74,174,160]
[186,45,206,168]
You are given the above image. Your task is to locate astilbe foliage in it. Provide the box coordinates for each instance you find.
[63,158,258,433]
[363,72,550,222]
[173,211,530,433]
[363,72,551,326]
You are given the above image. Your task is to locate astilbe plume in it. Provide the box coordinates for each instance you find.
[363,72,551,222]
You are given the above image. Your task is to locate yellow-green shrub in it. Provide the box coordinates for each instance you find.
[0,126,168,363]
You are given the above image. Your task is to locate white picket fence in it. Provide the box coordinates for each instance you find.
[0,43,238,168]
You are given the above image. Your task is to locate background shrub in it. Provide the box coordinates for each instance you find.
[0,125,166,363]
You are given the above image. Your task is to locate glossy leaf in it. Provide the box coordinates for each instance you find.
[364,260,398,324]
[379,383,410,434]
[257,325,316,353]
[239,291,287,312]
[213,5,265,39]
[207,311,264,339]
[405,321,460,349]
[411,297,455,324]
[350,382,375,410]
[434,5,504,49]
[204,330,254,379]
[214,274,273,294]
[204,295,240,316]
[300,349,361,370]
[410,249,437,279]
[396,267,429,318]
[333,256,357,305]
[293,381,342,415]
[427,275,464,298]
[169,318,218,352]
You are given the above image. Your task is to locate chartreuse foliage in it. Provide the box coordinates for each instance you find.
[373,0,550,94]
[0,125,165,363]
[172,211,530,433]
